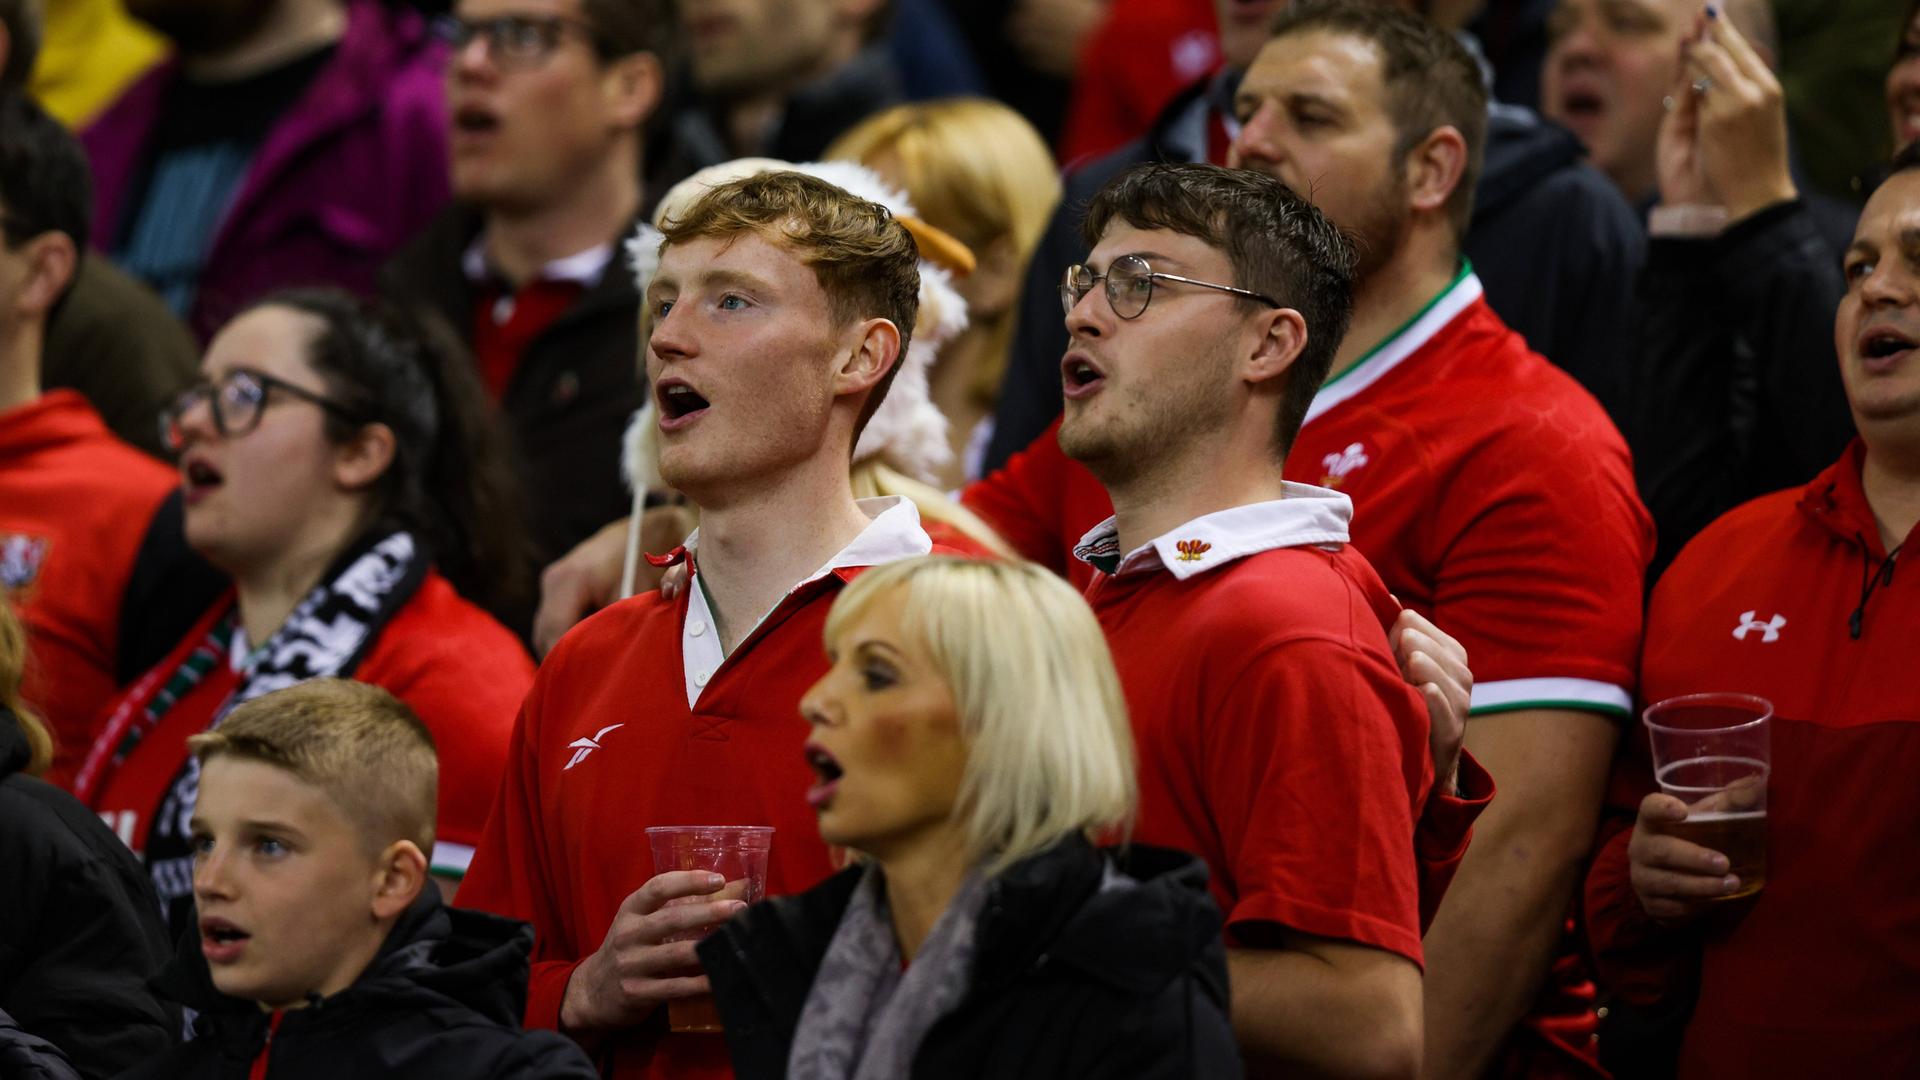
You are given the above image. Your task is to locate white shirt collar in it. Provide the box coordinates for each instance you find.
[460,235,615,288]
[680,496,931,706]
[1072,483,1353,581]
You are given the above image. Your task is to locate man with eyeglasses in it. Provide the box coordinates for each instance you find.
[0,93,181,789]
[80,0,450,342]
[383,0,670,583]
[1050,159,1447,1077]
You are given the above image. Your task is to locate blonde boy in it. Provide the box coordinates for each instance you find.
[120,679,595,1078]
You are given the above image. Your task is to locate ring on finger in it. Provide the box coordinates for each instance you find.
[1691,76,1712,94]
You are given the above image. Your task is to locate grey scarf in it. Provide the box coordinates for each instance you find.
[788,865,989,1080]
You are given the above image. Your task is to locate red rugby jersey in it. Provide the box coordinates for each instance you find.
[1079,489,1433,964]
[0,391,175,787]
[1585,440,1920,1078]
[458,500,947,1079]
[964,266,1652,717]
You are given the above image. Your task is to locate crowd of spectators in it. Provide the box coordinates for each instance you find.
[0,0,1915,1077]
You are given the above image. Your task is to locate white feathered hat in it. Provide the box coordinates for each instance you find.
[619,158,972,497]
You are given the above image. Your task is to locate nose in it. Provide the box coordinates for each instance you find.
[193,845,236,903]
[647,301,696,366]
[1861,257,1918,309]
[450,29,496,80]
[1549,14,1604,69]
[1064,275,1111,340]
[1227,101,1286,174]
[171,389,220,449]
[799,674,837,728]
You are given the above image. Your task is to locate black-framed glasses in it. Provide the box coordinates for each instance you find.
[158,368,367,453]
[1060,254,1281,320]
[435,14,604,68]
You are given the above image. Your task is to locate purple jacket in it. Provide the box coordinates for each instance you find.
[82,1,451,342]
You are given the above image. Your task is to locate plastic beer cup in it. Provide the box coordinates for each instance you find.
[645,825,773,1033]
[1643,693,1771,900]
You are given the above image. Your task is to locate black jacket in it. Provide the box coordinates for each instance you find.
[0,713,175,1080]
[984,85,1645,470]
[669,44,904,171]
[120,889,597,1079]
[381,205,644,568]
[1630,198,1858,582]
[700,838,1242,1079]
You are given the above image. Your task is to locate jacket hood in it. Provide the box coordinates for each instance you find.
[154,886,539,1033]
[1475,104,1587,224]
[972,837,1226,1002]
[1797,438,1908,639]
[0,708,29,781]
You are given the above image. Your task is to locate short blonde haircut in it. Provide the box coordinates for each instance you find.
[824,557,1135,876]
[827,98,1063,404]
[0,599,53,777]
[188,680,437,857]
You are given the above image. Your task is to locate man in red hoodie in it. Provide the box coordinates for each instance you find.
[457,170,950,1077]
[1584,141,1920,1079]
[0,92,178,788]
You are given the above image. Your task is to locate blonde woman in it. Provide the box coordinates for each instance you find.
[698,557,1240,1080]
[827,99,1063,485]
[0,600,173,1076]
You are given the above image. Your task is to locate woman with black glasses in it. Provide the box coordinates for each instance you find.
[77,289,534,934]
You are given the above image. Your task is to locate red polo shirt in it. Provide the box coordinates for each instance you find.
[459,498,946,1078]
[1079,489,1432,963]
[0,391,175,787]
[1585,440,1920,1077]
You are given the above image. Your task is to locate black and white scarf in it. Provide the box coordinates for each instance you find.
[145,529,427,933]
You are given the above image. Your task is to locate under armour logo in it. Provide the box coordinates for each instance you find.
[1732,611,1786,643]
[1320,442,1370,488]
[1175,539,1211,562]
[565,723,626,770]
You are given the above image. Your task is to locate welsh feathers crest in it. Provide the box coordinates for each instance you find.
[1320,442,1370,488]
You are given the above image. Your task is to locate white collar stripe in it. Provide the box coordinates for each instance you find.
[1303,269,1483,428]
[1468,677,1633,717]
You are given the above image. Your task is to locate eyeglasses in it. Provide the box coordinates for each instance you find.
[158,368,367,453]
[436,14,602,69]
[1060,254,1281,320]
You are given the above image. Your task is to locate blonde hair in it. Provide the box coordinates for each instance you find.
[0,599,53,777]
[825,557,1135,876]
[827,98,1063,405]
[849,459,1013,557]
[188,680,438,857]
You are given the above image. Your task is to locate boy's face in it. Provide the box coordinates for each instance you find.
[191,758,390,1009]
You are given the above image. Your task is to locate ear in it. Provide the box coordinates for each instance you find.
[369,839,429,920]
[1242,305,1309,389]
[331,421,399,492]
[1404,126,1469,221]
[16,232,77,321]
[832,316,901,402]
[603,49,664,131]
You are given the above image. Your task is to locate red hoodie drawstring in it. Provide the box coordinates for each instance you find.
[248,1010,284,1080]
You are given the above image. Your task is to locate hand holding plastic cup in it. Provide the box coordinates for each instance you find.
[1643,693,1771,901]
[645,825,773,1033]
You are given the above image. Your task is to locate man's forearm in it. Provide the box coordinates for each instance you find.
[1226,944,1422,1079]
[1418,832,1586,1079]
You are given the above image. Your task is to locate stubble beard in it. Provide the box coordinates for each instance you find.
[1060,348,1239,494]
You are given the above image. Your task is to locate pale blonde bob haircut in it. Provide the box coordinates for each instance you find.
[188,680,438,859]
[824,556,1136,876]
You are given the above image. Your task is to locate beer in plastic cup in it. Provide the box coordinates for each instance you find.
[645,825,774,1033]
[1643,693,1771,900]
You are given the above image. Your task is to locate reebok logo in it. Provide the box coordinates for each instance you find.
[1320,442,1369,488]
[0,533,49,594]
[565,723,625,770]
[1732,611,1786,643]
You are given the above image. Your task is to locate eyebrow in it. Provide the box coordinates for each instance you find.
[1093,250,1189,273]
[649,267,772,296]
[852,639,906,663]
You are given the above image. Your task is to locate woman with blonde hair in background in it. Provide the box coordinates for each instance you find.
[698,556,1240,1079]
[827,98,1062,485]
[0,599,173,1077]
